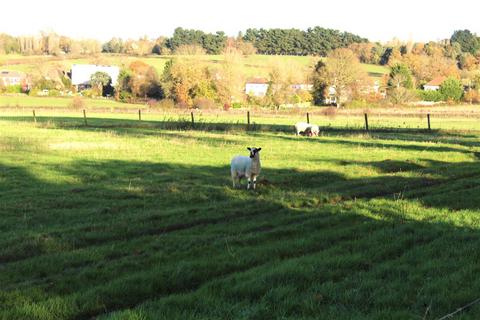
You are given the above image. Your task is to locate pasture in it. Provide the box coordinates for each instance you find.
[1,112,480,319]
[0,53,389,79]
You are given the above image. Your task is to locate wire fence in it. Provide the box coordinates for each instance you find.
[1,108,480,133]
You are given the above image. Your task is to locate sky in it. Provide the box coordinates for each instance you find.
[2,0,479,43]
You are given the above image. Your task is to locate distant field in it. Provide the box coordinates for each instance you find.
[0,53,389,78]
[2,114,480,319]
[3,108,480,132]
[0,95,144,109]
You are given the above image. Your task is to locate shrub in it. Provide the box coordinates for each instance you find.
[417,90,444,102]
[346,99,368,109]
[464,90,480,103]
[156,99,175,109]
[146,99,158,108]
[81,89,97,98]
[439,78,463,102]
[70,96,86,109]
[193,97,216,109]
[232,102,243,109]
[5,85,22,94]
[118,91,133,103]
[388,87,418,105]
[321,107,338,119]
[48,89,61,97]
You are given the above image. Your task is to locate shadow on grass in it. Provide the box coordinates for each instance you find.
[0,115,450,135]
[2,139,480,319]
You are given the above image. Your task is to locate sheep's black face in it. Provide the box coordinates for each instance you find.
[247,147,262,158]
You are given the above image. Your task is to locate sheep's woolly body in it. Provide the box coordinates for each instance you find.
[309,124,319,136]
[231,148,262,189]
[294,122,319,136]
[294,122,311,135]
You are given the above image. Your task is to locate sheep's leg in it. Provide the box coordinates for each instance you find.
[231,171,237,188]
[247,177,251,190]
[253,176,257,190]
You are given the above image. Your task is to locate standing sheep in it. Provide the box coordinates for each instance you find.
[230,147,262,190]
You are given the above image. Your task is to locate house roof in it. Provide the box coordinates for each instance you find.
[0,70,24,78]
[425,76,447,87]
[246,77,269,84]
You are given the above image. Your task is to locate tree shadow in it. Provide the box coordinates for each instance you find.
[2,140,480,319]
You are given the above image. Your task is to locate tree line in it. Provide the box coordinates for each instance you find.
[0,26,368,57]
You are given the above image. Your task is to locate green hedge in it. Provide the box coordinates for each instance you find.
[417,89,444,102]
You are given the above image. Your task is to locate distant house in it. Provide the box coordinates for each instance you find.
[423,76,447,91]
[325,86,337,105]
[0,70,28,89]
[245,77,269,97]
[291,83,313,91]
[71,64,120,89]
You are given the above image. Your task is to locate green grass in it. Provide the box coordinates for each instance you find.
[0,53,389,79]
[2,113,480,319]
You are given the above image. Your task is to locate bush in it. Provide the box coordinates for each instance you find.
[33,78,58,91]
[48,89,61,97]
[417,90,444,102]
[464,90,480,103]
[118,91,133,103]
[4,85,22,94]
[81,89,97,98]
[439,78,463,102]
[156,99,175,109]
[193,97,216,109]
[346,99,368,109]
[232,102,243,109]
[70,96,86,109]
[388,87,418,105]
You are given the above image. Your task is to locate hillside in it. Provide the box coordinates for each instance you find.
[0,54,389,80]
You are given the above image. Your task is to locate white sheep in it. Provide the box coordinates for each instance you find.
[230,147,262,190]
[295,122,310,136]
[309,124,319,136]
[294,122,319,136]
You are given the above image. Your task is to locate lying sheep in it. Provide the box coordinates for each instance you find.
[230,147,262,190]
[295,122,319,136]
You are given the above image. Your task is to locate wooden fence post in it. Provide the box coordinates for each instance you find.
[306,112,310,124]
[32,110,36,123]
[364,113,369,132]
[138,109,142,121]
[191,111,194,127]
[83,109,87,126]
[427,114,431,130]
[247,111,250,126]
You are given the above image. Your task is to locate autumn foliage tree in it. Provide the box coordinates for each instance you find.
[314,48,367,107]
[126,61,163,99]
[89,71,112,96]
[162,56,210,107]
[213,47,246,106]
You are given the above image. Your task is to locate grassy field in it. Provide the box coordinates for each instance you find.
[0,53,389,78]
[3,108,480,132]
[2,113,480,319]
[0,96,144,109]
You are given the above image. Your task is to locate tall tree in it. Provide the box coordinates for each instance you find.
[314,48,367,107]
[450,30,480,54]
[89,72,112,96]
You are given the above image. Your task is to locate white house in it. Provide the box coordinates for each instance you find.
[71,64,120,88]
[0,70,26,87]
[291,83,313,91]
[423,76,446,91]
[245,77,269,97]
